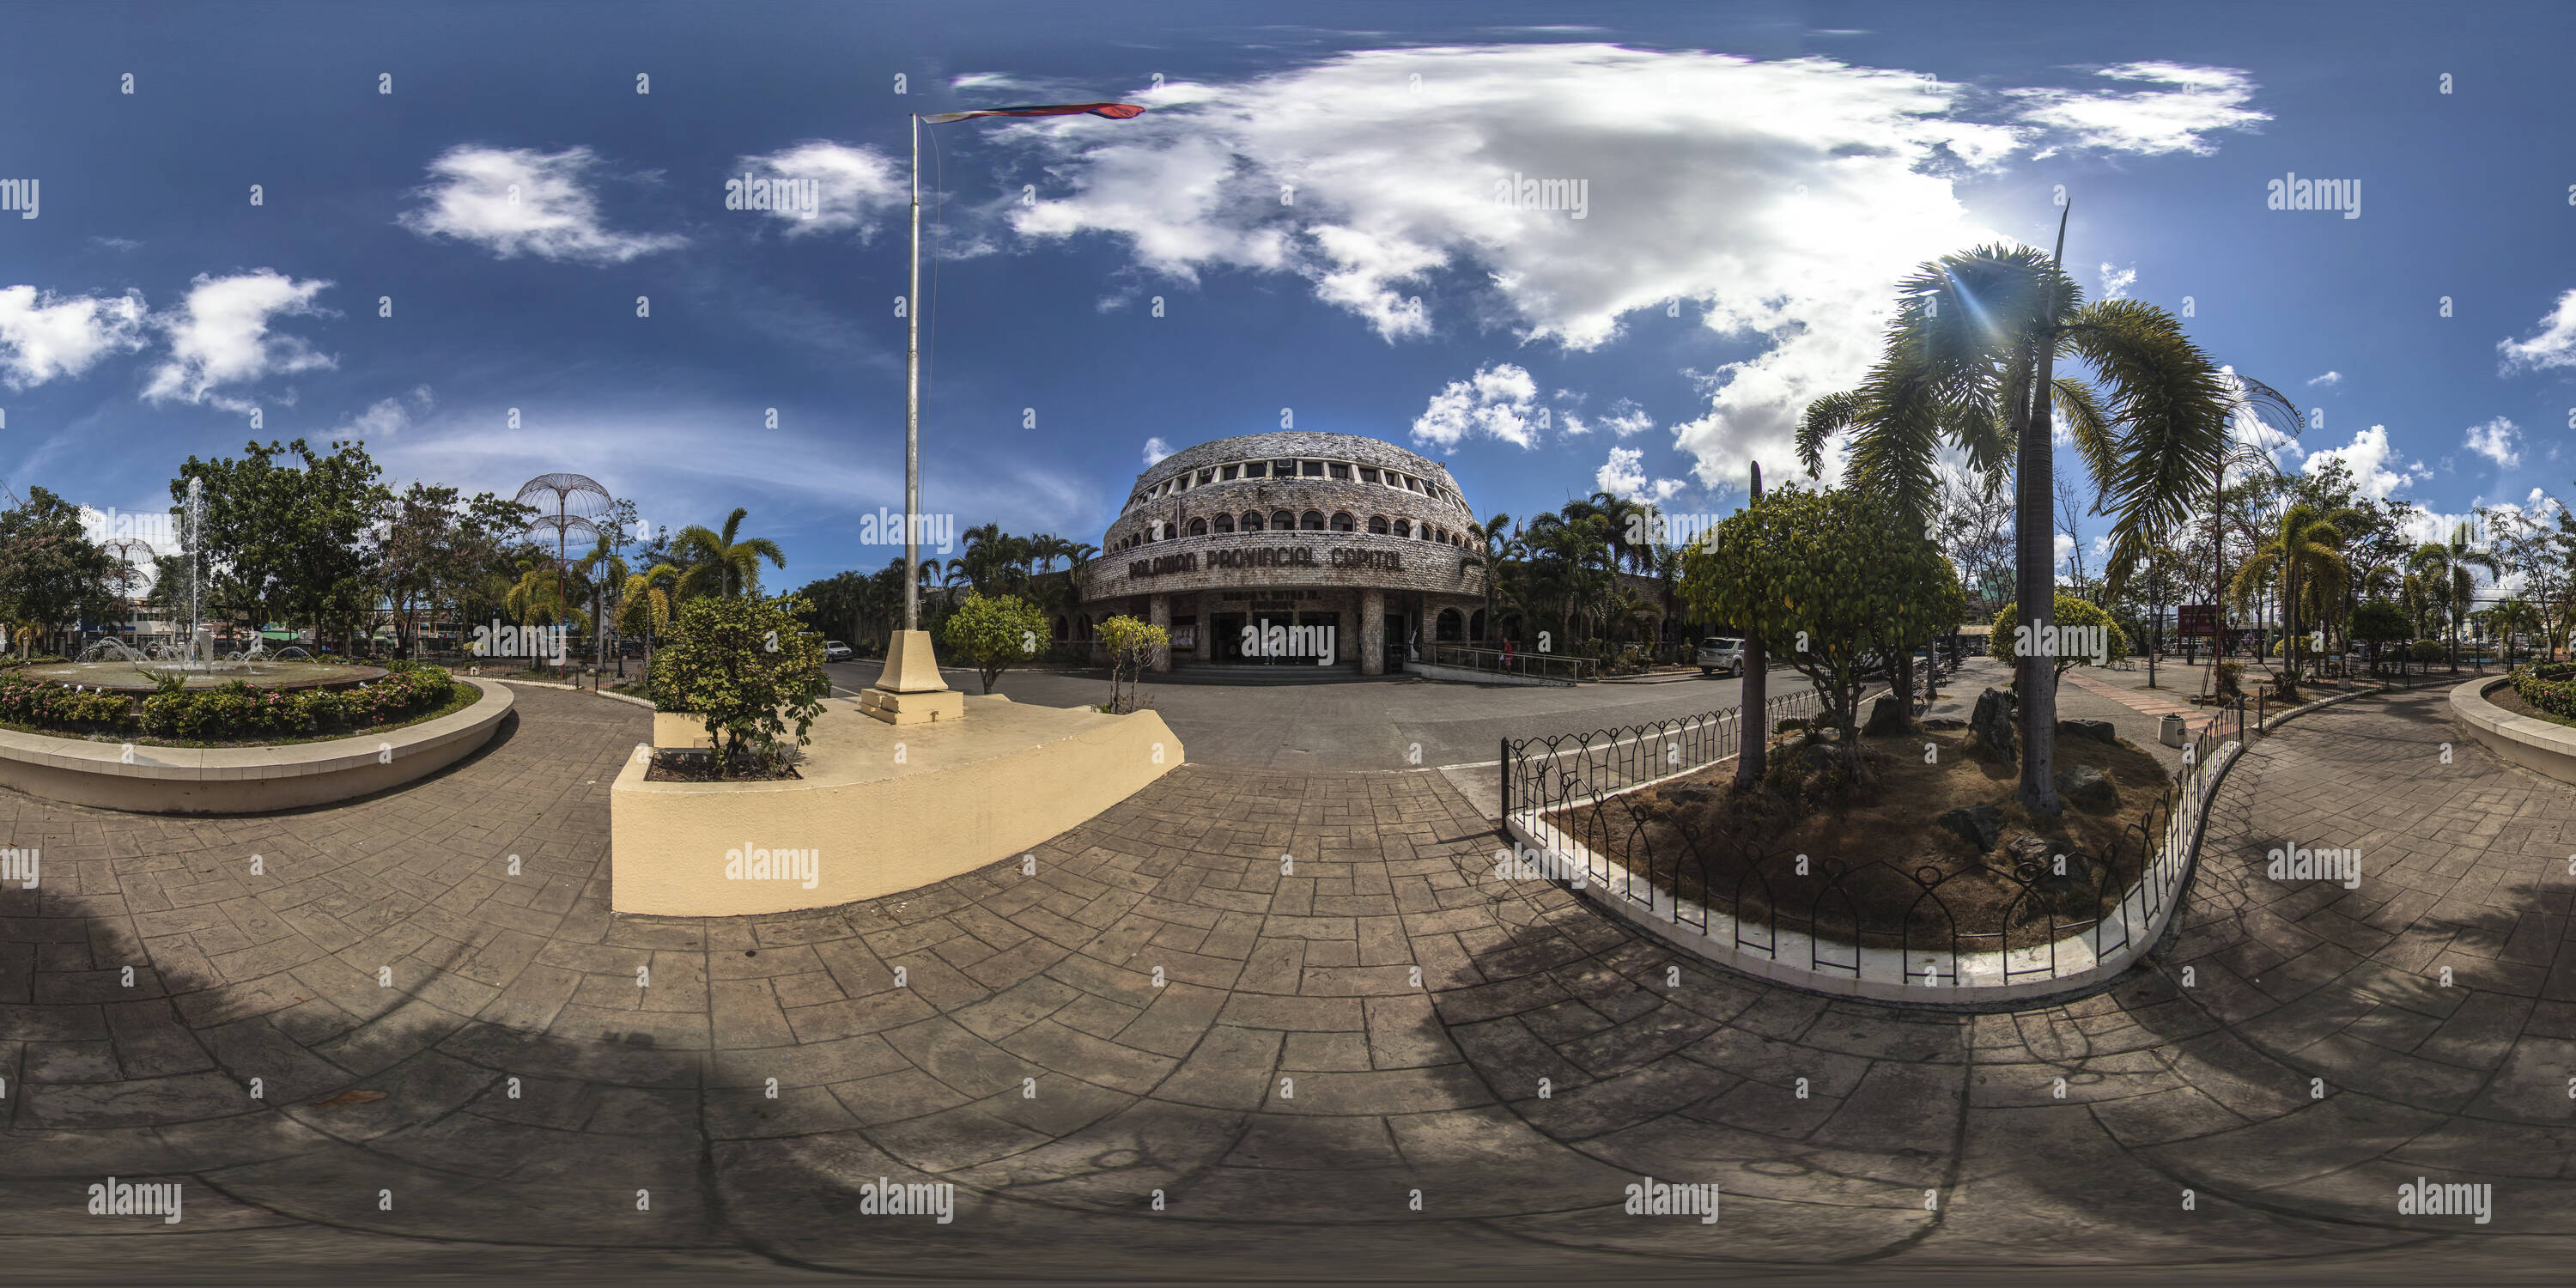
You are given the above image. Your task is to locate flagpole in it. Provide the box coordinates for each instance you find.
[904,111,921,634]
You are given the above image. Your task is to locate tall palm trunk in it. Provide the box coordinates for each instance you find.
[2016,207,2069,814]
[1735,464,1768,789]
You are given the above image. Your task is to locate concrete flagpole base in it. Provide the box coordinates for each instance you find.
[860,629,965,725]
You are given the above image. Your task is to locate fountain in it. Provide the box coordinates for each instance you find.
[28,479,383,694]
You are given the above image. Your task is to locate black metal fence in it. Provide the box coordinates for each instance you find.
[1499,693,2251,990]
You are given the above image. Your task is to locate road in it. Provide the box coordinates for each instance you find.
[820,659,1795,771]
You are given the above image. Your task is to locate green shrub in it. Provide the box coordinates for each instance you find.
[2407,639,2445,664]
[652,595,828,769]
[2512,662,2576,720]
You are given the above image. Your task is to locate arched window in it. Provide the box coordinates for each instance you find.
[1436,608,1464,641]
[1214,513,1235,534]
[1054,615,1069,642]
[1075,614,1091,641]
[1300,510,1326,531]
[1188,517,1207,537]
[1468,610,1485,642]
[1330,512,1355,532]
[1242,511,1265,532]
[1368,515,1389,534]
[1272,509,1294,530]
[1392,519,1412,538]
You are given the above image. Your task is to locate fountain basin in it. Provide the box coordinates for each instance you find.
[0,680,509,813]
[21,660,387,692]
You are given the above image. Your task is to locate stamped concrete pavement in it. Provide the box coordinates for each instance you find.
[1,684,2569,1282]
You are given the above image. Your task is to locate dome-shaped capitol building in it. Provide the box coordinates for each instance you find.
[1076,431,1490,675]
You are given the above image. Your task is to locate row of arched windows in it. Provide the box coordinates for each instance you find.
[1115,513,1472,550]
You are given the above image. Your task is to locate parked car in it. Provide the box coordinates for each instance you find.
[822,640,854,663]
[1696,636,1747,677]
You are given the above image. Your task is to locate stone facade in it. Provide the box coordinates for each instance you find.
[1075,432,1494,677]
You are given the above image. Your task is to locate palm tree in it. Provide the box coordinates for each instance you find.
[1461,512,1516,644]
[2228,502,2358,693]
[2409,523,2500,671]
[575,534,629,673]
[618,562,679,675]
[671,508,786,600]
[1797,228,2293,812]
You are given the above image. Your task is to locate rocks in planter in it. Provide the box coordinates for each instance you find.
[1937,803,2004,852]
[1969,688,2016,759]
[2057,718,2117,743]
[2056,763,2118,808]
[1863,694,1907,736]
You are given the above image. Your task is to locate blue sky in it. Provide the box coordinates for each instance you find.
[6,0,2575,588]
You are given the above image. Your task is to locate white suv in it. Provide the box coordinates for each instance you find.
[822,640,854,663]
[1696,636,1747,677]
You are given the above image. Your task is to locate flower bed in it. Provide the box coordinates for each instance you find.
[2509,661,2576,720]
[0,661,459,742]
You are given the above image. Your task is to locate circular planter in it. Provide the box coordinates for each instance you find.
[2451,673,2576,787]
[0,681,510,814]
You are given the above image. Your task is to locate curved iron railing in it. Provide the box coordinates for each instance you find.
[1501,695,2249,987]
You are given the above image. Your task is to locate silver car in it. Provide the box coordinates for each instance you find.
[1696,636,1746,677]
[823,640,854,663]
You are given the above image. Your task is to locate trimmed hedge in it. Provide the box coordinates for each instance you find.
[2512,662,2576,720]
[0,664,459,742]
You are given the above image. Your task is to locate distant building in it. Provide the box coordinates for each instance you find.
[1073,432,1490,675]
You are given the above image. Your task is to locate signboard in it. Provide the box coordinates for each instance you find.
[1130,544,1406,580]
[2177,604,2218,637]
[1170,624,1195,651]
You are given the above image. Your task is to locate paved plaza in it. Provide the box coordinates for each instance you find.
[3,682,2570,1282]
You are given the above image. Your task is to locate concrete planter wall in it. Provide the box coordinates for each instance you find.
[0,681,510,814]
[611,695,1182,916]
[2452,675,2576,785]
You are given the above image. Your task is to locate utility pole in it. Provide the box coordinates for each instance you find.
[1735,463,1766,789]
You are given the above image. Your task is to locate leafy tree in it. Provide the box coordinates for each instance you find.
[617,562,679,673]
[1986,595,2132,695]
[1461,512,1516,643]
[672,507,786,600]
[1799,235,2291,812]
[171,439,392,652]
[1094,614,1168,714]
[2229,501,2361,688]
[940,592,1048,695]
[1680,485,1963,775]
[0,486,114,656]
[650,594,829,771]
[2408,523,2500,671]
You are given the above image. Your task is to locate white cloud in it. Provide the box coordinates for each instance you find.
[1413,363,1543,450]
[2464,416,2521,471]
[337,385,435,439]
[2499,289,2576,374]
[2299,424,2430,501]
[141,270,335,411]
[398,145,684,264]
[2306,370,2341,386]
[731,141,907,240]
[2095,262,2136,301]
[1596,446,1686,504]
[1602,398,1653,438]
[0,285,148,390]
[1000,46,2261,495]
[1142,435,1174,465]
[2052,532,2075,576]
[2008,63,2269,157]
